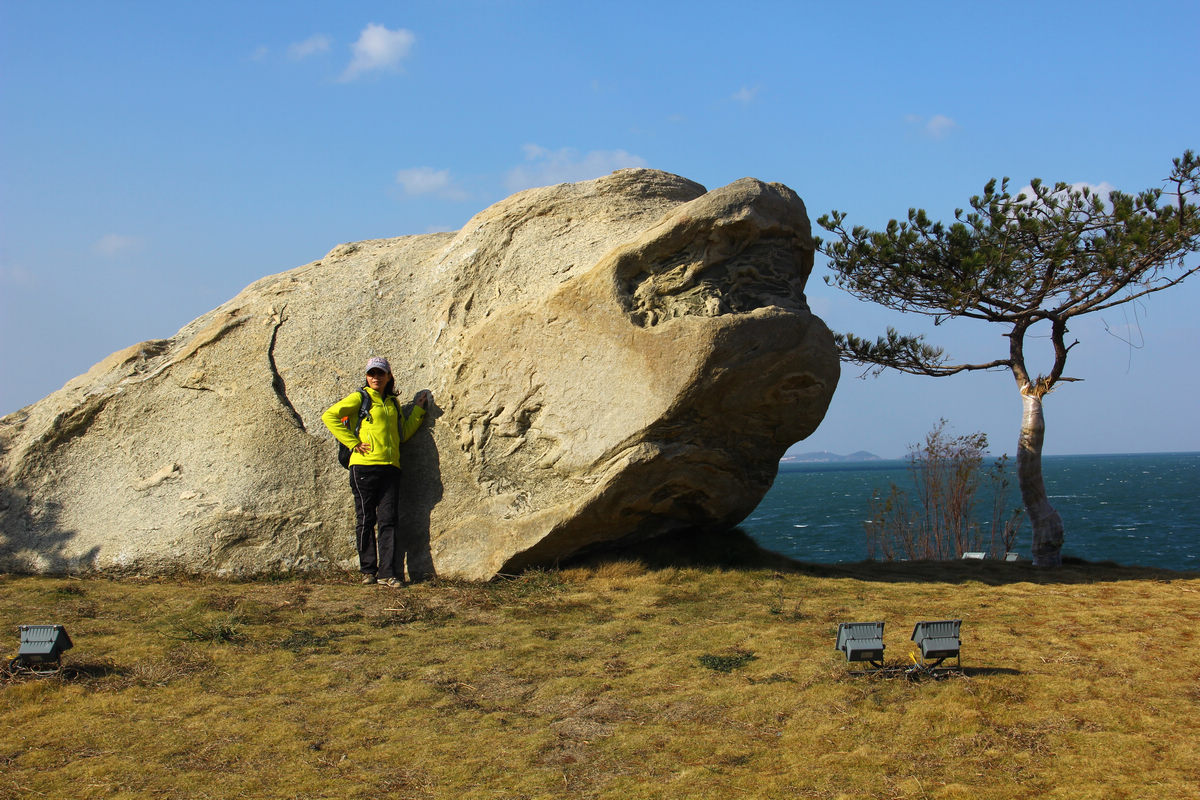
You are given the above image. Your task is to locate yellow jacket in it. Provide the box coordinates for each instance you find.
[321,387,426,468]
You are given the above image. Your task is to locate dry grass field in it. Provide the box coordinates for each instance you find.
[2,543,1198,799]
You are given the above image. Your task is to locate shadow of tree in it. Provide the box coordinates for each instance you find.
[0,486,99,574]
[564,526,1199,585]
[960,666,1022,677]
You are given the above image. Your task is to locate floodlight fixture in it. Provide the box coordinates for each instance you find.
[910,619,961,669]
[13,624,73,671]
[835,621,885,668]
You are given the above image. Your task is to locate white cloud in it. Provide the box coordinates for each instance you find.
[906,113,959,139]
[395,167,468,200]
[341,23,415,81]
[522,143,548,160]
[505,145,648,191]
[0,263,37,288]
[926,114,957,138]
[250,45,270,61]
[92,234,144,257]
[1002,181,1119,232]
[288,34,331,60]
[1014,181,1116,202]
[731,86,761,104]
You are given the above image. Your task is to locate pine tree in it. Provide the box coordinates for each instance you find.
[818,152,1200,566]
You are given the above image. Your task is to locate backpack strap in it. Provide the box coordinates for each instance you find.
[353,387,373,433]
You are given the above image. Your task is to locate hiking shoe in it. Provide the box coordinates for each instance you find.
[361,574,378,585]
[379,577,403,588]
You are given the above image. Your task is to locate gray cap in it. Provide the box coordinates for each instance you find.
[365,356,391,374]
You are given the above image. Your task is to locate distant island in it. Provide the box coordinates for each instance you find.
[781,450,884,463]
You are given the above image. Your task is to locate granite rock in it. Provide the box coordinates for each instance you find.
[0,169,839,579]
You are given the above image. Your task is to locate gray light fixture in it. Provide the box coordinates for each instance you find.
[910,619,961,669]
[13,625,73,671]
[835,621,885,668]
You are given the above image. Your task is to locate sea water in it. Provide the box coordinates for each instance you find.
[741,452,1200,570]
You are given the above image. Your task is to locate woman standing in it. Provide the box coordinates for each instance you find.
[322,356,431,587]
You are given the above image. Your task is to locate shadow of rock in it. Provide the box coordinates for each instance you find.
[561,526,801,572]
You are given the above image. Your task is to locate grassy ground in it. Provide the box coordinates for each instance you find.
[1,549,1198,799]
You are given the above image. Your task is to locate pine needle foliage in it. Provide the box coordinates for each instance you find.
[818,151,1200,378]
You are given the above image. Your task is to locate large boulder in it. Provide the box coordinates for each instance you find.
[0,170,839,580]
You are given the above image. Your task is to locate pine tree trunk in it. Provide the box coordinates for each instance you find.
[1017,393,1064,567]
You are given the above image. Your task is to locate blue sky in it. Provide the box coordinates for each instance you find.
[2,1,1197,457]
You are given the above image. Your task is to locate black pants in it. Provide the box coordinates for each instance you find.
[349,465,402,580]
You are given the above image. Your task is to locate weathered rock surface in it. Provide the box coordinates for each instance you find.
[0,170,839,580]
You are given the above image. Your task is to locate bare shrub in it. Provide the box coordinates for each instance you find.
[865,419,1023,560]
